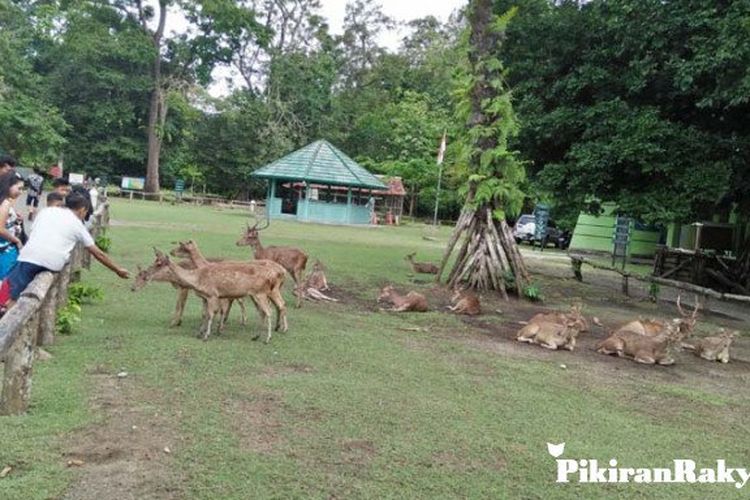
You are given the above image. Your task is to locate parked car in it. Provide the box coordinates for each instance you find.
[513,215,571,249]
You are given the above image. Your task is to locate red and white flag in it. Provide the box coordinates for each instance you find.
[437,131,447,165]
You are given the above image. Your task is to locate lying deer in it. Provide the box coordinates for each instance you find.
[516,319,583,351]
[682,329,737,363]
[596,319,686,365]
[169,240,288,335]
[378,285,429,312]
[237,221,308,308]
[150,248,286,342]
[528,304,589,333]
[609,295,700,344]
[297,260,337,302]
[405,252,439,274]
[447,288,481,316]
[132,261,247,330]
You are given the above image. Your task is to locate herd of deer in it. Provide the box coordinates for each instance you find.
[131,233,738,365]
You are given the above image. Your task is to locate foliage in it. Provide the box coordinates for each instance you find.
[523,284,542,302]
[68,282,104,306]
[55,302,81,335]
[95,233,112,253]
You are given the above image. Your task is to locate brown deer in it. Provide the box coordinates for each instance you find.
[378,285,429,312]
[612,295,700,338]
[447,288,481,315]
[132,261,247,330]
[169,240,288,335]
[296,260,338,302]
[150,248,286,342]
[516,318,583,351]
[528,304,589,333]
[682,329,737,363]
[596,319,686,365]
[236,221,308,308]
[405,252,439,274]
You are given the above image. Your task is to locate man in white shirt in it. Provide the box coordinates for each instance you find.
[0,192,129,310]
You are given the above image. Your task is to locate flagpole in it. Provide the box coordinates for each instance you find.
[433,131,447,226]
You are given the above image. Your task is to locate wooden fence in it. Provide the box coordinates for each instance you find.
[0,202,110,415]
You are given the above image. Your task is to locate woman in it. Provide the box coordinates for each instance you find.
[0,172,25,278]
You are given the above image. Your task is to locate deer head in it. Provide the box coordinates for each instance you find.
[675,294,701,334]
[378,285,396,302]
[404,252,416,262]
[169,240,196,259]
[313,259,326,272]
[236,219,269,247]
[131,264,151,292]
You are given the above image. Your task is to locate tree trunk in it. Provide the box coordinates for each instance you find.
[145,1,168,194]
[438,0,530,298]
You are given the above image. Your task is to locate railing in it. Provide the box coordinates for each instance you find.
[0,202,110,415]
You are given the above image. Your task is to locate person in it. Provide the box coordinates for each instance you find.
[0,172,25,278]
[89,180,99,212]
[0,155,16,175]
[26,168,44,220]
[0,192,129,311]
[46,191,64,208]
[52,177,71,197]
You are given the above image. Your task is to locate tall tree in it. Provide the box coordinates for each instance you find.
[437,1,529,298]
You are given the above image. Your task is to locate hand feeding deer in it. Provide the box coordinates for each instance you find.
[405,252,439,274]
[237,220,308,308]
[169,240,289,337]
[149,247,287,342]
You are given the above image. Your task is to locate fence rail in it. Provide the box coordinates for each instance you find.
[0,202,110,415]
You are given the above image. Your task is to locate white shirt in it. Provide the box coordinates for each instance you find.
[19,207,95,271]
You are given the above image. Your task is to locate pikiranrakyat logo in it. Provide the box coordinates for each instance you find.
[547,443,750,489]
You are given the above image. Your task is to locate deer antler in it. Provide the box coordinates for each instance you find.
[691,294,700,318]
[676,294,687,317]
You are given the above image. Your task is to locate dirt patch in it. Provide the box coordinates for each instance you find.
[62,373,183,500]
[223,390,284,454]
[339,439,376,466]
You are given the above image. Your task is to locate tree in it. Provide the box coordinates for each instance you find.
[436,1,529,298]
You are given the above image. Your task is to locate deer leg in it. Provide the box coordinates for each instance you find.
[293,271,303,308]
[634,355,656,365]
[238,298,248,326]
[202,297,221,341]
[170,287,190,327]
[656,357,674,366]
[269,287,288,332]
[254,294,274,343]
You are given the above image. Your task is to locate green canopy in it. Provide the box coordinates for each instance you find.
[251,140,386,190]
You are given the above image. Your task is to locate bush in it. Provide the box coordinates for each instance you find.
[523,284,543,302]
[56,303,81,335]
[68,283,104,306]
[95,233,112,253]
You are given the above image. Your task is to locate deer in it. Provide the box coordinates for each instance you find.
[149,248,286,342]
[516,318,583,351]
[682,329,738,363]
[612,295,700,338]
[132,261,248,331]
[596,319,687,365]
[405,252,439,274]
[168,240,288,335]
[296,260,338,302]
[236,221,308,308]
[446,288,481,315]
[527,303,589,333]
[377,285,429,312]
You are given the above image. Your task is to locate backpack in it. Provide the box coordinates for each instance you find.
[29,174,43,194]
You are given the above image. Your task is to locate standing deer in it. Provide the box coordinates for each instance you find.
[150,248,286,342]
[447,288,481,315]
[405,252,439,274]
[237,221,308,308]
[169,240,288,334]
[132,261,247,330]
[377,285,429,312]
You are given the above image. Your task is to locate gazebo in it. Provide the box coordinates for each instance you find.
[252,140,387,225]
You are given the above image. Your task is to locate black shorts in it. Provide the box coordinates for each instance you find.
[26,193,40,207]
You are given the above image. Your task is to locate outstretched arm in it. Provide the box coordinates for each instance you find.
[86,245,130,279]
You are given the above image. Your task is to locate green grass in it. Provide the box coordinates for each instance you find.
[1,199,749,499]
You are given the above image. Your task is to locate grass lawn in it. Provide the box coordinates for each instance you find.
[1,198,749,499]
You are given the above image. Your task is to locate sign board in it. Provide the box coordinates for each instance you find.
[121,177,145,191]
[533,203,551,248]
[174,179,185,193]
[612,216,631,268]
[69,173,85,185]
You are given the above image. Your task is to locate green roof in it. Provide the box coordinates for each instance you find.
[251,140,386,190]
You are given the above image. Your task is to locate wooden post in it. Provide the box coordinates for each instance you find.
[622,275,630,296]
[571,257,583,282]
[129,191,133,202]
[37,283,58,346]
[0,309,39,416]
[57,262,72,308]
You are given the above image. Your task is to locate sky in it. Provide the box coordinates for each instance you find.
[161,0,467,96]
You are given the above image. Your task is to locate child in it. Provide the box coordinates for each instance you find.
[0,192,129,311]
[46,191,64,207]
[0,172,25,279]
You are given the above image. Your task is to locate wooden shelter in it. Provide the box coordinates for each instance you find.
[252,140,387,225]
